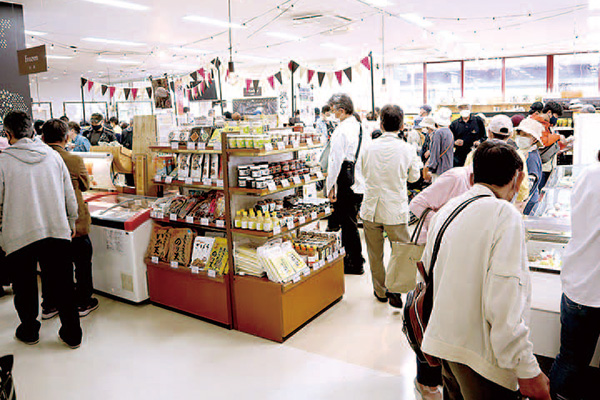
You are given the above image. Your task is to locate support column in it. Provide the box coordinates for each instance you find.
[423,63,427,104]
[460,60,465,99]
[547,55,555,93]
[501,58,506,102]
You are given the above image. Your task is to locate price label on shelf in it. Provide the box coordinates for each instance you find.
[154,175,162,182]
[333,250,340,259]
[187,142,196,150]
[327,255,334,263]
[213,143,222,151]
[287,220,295,230]
[170,142,179,150]
[292,176,302,185]
[216,220,225,228]
[281,179,290,188]
[299,216,306,225]
[314,262,321,271]
[311,212,318,220]
[316,171,324,180]
[303,269,311,277]
[318,261,325,269]
[170,261,178,268]
[186,216,194,224]
[208,270,217,278]
[169,213,177,221]
[292,275,301,284]
[151,256,159,264]
[307,138,314,146]
[277,142,286,150]
[192,177,201,182]
[216,179,224,188]
[264,143,273,152]
[201,218,210,226]
[185,178,193,185]
[203,178,212,186]
[273,226,281,235]
[156,212,164,219]
[303,174,311,183]
[165,177,173,184]
[197,142,206,150]
[292,140,300,148]
[267,181,277,191]
[340,248,346,256]
[325,206,331,214]
[191,266,200,274]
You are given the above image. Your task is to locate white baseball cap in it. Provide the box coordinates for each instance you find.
[489,115,513,136]
[433,108,452,127]
[419,116,436,130]
[517,118,544,144]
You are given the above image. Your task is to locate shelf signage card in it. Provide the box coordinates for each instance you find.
[264,143,273,152]
[187,142,196,150]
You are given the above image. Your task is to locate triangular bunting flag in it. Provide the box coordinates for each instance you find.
[146,86,152,98]
[124,88,131,100]
[298,66,306,80]
[109,87,116,98]
[327,72,334,87]
[132,88,138,100]
[307,70,315,84]
[268,75,275,89]
[335,71,343,85]
[318,72,326,87]
[343,67,352,83]
[94,83,102,95]
[190,71,198,81]
[200,80,206,94]
[246,79,252,91]
[274,71,283,85]
[81,77,88,87]
[211,58,221,68]
[252,80,259,92]
[193,85,199,98]
[199,68,205,80]
[288,61,299,74]
[361,56,371,71]
[169,81,175,92]
[101,85,108,96]
[225,69,230,82]
[87,81,94,92]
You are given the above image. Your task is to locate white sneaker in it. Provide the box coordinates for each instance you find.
[414,379,442,400]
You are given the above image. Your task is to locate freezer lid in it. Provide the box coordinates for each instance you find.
[89,194,157,231]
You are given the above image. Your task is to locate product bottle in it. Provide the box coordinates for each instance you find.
[256,211,264,231]
[248,209,257,230]
[270,212,280,231]
[263,212,273,232]
[241,211,249,229]
[234,210,243,229]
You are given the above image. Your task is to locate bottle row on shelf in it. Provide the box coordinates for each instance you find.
[237,160,324,190]
[227,129,323,151]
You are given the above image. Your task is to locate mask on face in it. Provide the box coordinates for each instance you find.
[549,116,558,126]
[92,124,102,132]
[510,175,520,204]
[460,110,471,119]
[516,136,532,150]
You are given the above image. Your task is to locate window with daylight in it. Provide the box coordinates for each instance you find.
[505,56,547,103]
[387,64,423,113]
[426,62,461,107]
[554,53,599,96]
[464,59,502,103]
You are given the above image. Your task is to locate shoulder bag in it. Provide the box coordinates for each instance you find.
[402,194,490,367]
[0,355,15,400]
[336,124,363,188]
[539,141,560,164]
[422,141,453,181]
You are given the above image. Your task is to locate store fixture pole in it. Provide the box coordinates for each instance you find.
[423,63,427,104]
[222,132,235,329]
[81,84,86,123]
[460,60,465,99]
[369,51,375,114]
[291,69,295,119]
[217,58,224,116]
[546,55,554,92]
[501,58,506,102]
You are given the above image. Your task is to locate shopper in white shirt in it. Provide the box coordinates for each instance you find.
[326,94,365,274]
[549,151,600,400]
[357,105,422,306]
[421,140,551,399]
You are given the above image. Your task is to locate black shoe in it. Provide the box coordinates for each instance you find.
[78,298,99,317]
[58,329,81,349]
[344,267,364,275]
[374,291,388,302]
[15,325,39,345]
[42,307,59,320]
[0,286,5,298]
[387,292,403,309]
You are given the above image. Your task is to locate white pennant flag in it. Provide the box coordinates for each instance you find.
[94,83,102,96]
[298,66,306,80]
[327,72,334,87]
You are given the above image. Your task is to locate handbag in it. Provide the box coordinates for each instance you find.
[387,209,432,294]
[539,141,560,164]
[422,140,453,180]
[402,195,489,367]
[0,355,15,400]
[336,125,363,189]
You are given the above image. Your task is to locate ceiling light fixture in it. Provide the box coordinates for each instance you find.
[25,30,47,36]
[97,57,141,65]
[46,55,73,60]
[266,31,303,41]
[227,0,235,73]
[400,13,432,28]
[183,15,244,29]
[85,0,149,11]
[83,37,146,46]
[320,42,350,51]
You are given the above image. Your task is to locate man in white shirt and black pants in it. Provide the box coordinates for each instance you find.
[326,94,365,274]
[357,105,422,307]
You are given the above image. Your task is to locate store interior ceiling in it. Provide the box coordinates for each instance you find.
[21,0,599,83]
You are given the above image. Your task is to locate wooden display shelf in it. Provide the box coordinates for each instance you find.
[153,178,224,191]
[233,256,345,342]
[226,142,324,157]
[150,144,222,154]
[151,216,226,232]
[229,174,326,196]
[231,211,331,239]
[146,259,231,326]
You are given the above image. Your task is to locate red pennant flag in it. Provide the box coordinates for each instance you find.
[109,86,116,98]
[87,81,94,92]
[268,75,275,89]
[335,71,343,85]
[200,81,206,94]
[246,79,252,91]
[132,88,138,100]
[361,56,371,71]
[307,70,315,84]
[199,68,205,80]
[193,86,199,98]
[225,69,230,82]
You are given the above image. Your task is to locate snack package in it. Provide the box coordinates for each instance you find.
[199,127,213,146]
[153,154,175,177]
[177,197,200,219]
[177,154,192,180]
[206,238,228,274]
[209,154,219,180]
[190,154,204,181]
[202,154,211,181]
[190,237,215,268]
[188,127,201,143]
[146,225,171,262]
[167,196,188,216]
[168,228,195,265]
[208,128,222,147]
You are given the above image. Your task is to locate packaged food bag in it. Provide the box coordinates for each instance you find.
[190,237,215,268]
[168,228,195,265]
[146,225,171,261]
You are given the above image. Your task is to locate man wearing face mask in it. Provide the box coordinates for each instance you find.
[449,102,487,167]
[82,113,116,146]
[515,118,545,215]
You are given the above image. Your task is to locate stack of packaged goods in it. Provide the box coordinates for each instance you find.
[236,160,322,190]
[257,241,310,284]
[291,231,342,269]
[168,126,214,147]
[234,244,264,277]
[151,192,225,225]
[176,152,223,184]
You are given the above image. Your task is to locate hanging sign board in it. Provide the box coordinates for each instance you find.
[17,45,47,75]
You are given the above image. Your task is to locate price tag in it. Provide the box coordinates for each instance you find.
[154,175,162,182]
[186,216,194,224]
[156,212,164,219]
[325,206,331,214]
[319,261,325,269]
[307,138,314,146]
[197,142,206,150]
[277,142,286,150]
[340,248,346,256]
[327,255,334,263]
[187,142,196,150]
[314,262,321,271]
[191,266,200,274]
[281,179,290,188]
[303,174,311,182]
[192,177,201,182]
[303,269,311,277]
[216,220,225,228]
[203,178,212,186]
[267,181,277,191]
[171,142,179,150]
[287,220,295,230]
[208,270,217,278]
[264,143,273,152]
[311,212,318,220]
[185,178,193,185]
[316,171,324,180]
[334,250,340,259]
[151,256,158,264]
[292,140,300,148]
[170,261,178,268]
[169,213,177,221]
[165,177,173,184]
[216,179,224,188]
[213,143,222,151]
[201,218,210,226]
[273,226,281,235]
[293,176,302,185]
[299,216,306,225]
[292,275,301,283]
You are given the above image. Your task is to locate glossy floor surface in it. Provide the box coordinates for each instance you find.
[0,240,418,399]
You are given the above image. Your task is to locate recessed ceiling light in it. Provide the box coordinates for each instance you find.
[266,31,303,41]
[85,0,149,11]
[183,15,244,29]
[320,42,350,51]
[400,13,432,28]
[83,37,146,47]
[46,55,73,60]
[25,30,47,36]
[97,57,141,65]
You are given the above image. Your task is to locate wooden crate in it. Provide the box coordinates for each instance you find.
[233,258,345,342]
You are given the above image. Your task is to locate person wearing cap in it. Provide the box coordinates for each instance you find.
[82,113,116,146]
[580,104,596,113]
[528,101,544,116]
[449,103,487,167]
[515,118,545,215]
[426,108,454,181]
[414,104,433,128]
[419,116,436,163]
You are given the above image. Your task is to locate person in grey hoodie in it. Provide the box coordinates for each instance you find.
[0,110,82,349]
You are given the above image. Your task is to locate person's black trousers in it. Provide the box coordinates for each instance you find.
[42,235,94,309]
[8,238,81,341]
[334,182,364,273]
